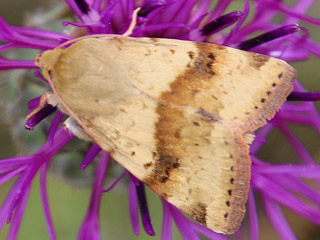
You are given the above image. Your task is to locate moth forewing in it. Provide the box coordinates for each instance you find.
[36,35,296,234]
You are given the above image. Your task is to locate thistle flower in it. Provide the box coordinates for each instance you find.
[0,0,320,239]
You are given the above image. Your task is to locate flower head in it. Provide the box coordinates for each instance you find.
[1,0,320,239]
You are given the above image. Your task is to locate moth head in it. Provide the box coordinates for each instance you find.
[35,48,63,71]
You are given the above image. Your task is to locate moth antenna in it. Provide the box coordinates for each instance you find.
[52,8,140,50]
[26,92,55,120]
[123,8,140,37]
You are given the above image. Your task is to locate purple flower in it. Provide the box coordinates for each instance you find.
[1,0,320,239]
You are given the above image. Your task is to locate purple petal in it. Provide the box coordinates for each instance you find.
[40,160,56,240]
[77,152,109,240]
[128,176,140,235]
[81,144,101,169]
[253,165,320,179]
[250,123,273,154]
[278,122,315,164]
[0,58,38,70]
[288,92,320,101]
[264,0,320,25]
[161,200,172,240]
[188,0,211,25]
[271,175,320,206]
[253,174,320,224]
[138,0,167,17]
[27,97,41,113]
[65,0,87,19]
[192,223,228,240]
[102,170,128,192]
[248,189,259,240]
[169,205,200,240]
[0,17,59,50]
[7,184,31,240]
[25,105,57,131]
[34,71,48,83]
[47,111,64,145]
[62,21,89,28]
[136,183,155,236]
[209,0,232,21]
[201,11,243,36]
[238,24,300,50]
[0,167,26,185]
[263,196,297,240]
[135,23,185,35]
[130,174,141,186]
[284,0,314,25]
[0,179,22,229]
[0,157,32,173]
[224,1,250,45]
[91,0,103,12]
[11,26,70,41]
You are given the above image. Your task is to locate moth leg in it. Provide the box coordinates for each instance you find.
[63,117,91,141]
[26,92,57,120]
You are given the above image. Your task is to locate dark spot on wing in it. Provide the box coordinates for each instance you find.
[207,53,215,60]
[207,62,214,68]
[230,178,234,184]
[152,151,157,159]
[143,162,153,169]
[188,51,195,59]
[193,121,200,126]
[250,54,270,69]
[153,153,180,183]
[191,202,207,225]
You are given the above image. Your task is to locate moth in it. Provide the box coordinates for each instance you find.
[29,32,296,234]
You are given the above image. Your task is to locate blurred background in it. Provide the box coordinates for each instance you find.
[0,0,319,239]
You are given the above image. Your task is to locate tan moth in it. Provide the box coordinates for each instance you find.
[28,10,296,235]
